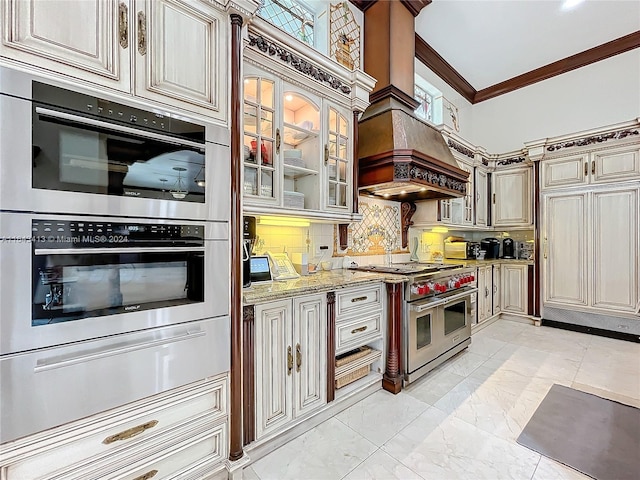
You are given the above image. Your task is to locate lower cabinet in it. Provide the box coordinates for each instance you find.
[501,264,528,315]
[254,294,327,440]
[0,375,229,480]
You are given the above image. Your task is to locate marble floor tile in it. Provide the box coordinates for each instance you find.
[466,333,509,358]
[242,466,261,480]
[473,319,528,342]
[383,407,540,480]
[440,349,488,377]
[341,449,424,480]
[531,456,592,480]
[250,417,376,480]
[403,365,466,406]
[574,358,640,400]
[335,390,429,446]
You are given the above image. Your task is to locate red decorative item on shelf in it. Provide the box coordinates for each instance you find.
[250,140,270,165]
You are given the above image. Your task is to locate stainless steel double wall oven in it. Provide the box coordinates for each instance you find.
[0,67,231,443]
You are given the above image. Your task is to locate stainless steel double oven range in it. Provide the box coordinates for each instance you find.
[0,67,230,443]
[352,263,477,385]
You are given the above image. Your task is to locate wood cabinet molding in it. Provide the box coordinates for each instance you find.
[326,292,336,403]
[242,305,255,446]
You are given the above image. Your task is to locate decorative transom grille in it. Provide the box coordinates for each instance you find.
[342,200,402,255]
[415,84,433,122]
[258,0,315,45]
[329,2,360,70]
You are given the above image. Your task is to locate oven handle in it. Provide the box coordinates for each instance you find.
[34,246,205,255]
[441,287,478,305]
[35,106,206,150]
[34,329,206,373]
[411,298,445,312]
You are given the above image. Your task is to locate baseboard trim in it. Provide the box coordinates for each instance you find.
[541,319,640,343]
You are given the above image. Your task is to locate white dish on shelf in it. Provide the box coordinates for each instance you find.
[283,149,302,158]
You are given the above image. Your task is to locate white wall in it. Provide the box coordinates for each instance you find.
[471,49,640,152]
[416,49,640,154]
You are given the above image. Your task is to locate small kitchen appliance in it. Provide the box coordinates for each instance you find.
[480,238,500,259]
[243,216,256,287]
[502,238,515,259]
[444,241,481,259]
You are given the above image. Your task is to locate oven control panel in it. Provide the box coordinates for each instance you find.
[409,272,476,298]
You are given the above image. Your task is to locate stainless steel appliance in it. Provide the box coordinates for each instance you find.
[480,238,500,259]
[0,67,229,220]
[502,238,515,259]
[444,241,480,259]
[350,263,477,384]
[243,216,256,287]
[0,213,230,442]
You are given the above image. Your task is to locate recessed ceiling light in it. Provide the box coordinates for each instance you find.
[561,0,585,10]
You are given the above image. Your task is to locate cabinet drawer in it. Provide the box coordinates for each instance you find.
[336,284,383,317]
[335,312,383,355]
[1,377,227,480]
[115,422,227,480]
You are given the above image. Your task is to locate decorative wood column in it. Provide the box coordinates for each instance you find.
[400,201,416,249]
[383,282,403,394]
[242,305,255,445]
[326,292,336,403]
[229,12,244,462]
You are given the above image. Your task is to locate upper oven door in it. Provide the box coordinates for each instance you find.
[0,212,229,355]
[0,67,229,221]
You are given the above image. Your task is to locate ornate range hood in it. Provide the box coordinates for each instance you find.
[356,0,468,201]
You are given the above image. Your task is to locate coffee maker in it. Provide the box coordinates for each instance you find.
[502,238,515,259]
[243,216,256,287]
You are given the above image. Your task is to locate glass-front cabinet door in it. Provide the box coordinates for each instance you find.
[243,75,276,201]
[282,88,320,211]
[243,64,353,218]
[326,105,350,210]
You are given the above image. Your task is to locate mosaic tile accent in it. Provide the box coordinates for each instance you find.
[336,198,405,256]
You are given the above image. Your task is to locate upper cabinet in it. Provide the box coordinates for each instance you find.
[492,167,532,227]
[242,21,375,221]
[1,0,228,123]
[541,145,640,190]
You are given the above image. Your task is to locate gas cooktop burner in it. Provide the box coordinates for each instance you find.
[349,262,462,275]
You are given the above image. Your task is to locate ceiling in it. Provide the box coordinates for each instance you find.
[413,0,640,102]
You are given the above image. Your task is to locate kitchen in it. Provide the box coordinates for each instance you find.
[0,1,639,479]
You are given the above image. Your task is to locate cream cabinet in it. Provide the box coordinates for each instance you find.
[475,168,489,227]
[501,264,528,315]
[542,145,640,190]
[492,264,501,315]
[543,186,639,315]
[476,265,501,323]
[242,64,352,218]
[1,0,227,122]
[0,375,229,480]
[492,167,532,227]
[254,294,327,440]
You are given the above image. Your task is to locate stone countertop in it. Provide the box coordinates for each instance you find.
[243,269,404,305]
[443,259,534,267]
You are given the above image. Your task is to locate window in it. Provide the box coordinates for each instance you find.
[414,85,433,122]
[258,0,315,46]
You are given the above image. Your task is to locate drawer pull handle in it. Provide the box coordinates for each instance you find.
[287,346,293,375]
[103,420,158,444]
[275,128,281,154]
[296,343,302,372]
[351,326,367,334]
[133,470,158,480]
[351,296,368,303]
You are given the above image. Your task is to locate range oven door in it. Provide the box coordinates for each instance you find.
[405,288,476,381]
[0,66,229,221]
[0,212,229,355]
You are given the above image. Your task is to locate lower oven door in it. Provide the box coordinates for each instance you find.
[405,288,476,380]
